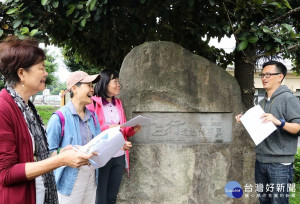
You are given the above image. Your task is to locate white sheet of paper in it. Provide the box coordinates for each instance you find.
[79,126,125,169]
[121,115,152,127]
[240,105,277,146]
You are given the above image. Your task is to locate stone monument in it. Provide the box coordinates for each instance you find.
[118,41,256,203]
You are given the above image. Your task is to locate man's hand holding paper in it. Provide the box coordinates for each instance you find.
[239,105,277,145]
[260,113,282,126]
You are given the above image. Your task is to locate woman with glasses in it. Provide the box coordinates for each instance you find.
[236,61,300,204]
[87,69,141,204]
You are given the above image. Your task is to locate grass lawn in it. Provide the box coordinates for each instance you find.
[35,105,60,125]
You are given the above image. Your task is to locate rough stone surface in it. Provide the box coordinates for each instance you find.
[118,41,256,204]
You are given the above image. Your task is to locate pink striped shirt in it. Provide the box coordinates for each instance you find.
[102,98,123,157]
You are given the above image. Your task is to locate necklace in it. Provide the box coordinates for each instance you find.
[262,97,276,113]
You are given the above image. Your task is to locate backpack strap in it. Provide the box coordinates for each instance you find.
[53,110,96,145]
[53,111,65,146]
[90,110,97,127]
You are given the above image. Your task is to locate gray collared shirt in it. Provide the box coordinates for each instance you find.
[68,101,93,145]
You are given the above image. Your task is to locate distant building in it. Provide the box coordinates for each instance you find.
[43,89,50,96]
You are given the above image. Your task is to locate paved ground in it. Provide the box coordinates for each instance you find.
[298,137,300,147]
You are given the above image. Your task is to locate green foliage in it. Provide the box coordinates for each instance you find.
[48,81,66,95]
[0,74,5,90]
[290,148,300,204]
[0,0,237,70]
[294,148,300,184]
[290,183,300,204]
[1,0,299,71]
[35,105,59,125]
[237,41,248,51]
[64,56,102,74]
[44,51,59,86]
[291,51,300,74]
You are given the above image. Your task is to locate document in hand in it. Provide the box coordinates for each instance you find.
[240,105,277,146]
[121,115,152,127]
[79,126,125,169]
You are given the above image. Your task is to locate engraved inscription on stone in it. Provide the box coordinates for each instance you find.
[132,112,233,144]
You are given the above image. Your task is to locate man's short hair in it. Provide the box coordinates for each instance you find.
[262,61,287,79]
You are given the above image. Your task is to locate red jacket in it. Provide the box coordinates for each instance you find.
[0,89,35,204]
[86,96,135,174]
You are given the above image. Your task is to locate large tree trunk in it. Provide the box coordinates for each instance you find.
[234,49,256,110]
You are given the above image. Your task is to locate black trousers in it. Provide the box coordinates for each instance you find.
[95,155,125,204]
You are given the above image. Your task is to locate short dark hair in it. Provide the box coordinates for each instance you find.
[94,69,119,98]
[0,36,46,87]
[70,82,82,98]
[262,60,287,79]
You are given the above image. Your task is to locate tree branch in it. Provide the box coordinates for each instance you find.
[254,43,300,60]
[222,2,237,41]
[222,2,246,57]
[261,6,300,27]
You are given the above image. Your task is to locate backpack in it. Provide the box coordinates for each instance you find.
[53,110,97,146]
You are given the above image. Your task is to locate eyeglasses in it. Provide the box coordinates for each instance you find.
[259,73,281,78]
[110,80,121,85]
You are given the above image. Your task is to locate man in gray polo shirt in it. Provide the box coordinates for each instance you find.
[236,61,300,204]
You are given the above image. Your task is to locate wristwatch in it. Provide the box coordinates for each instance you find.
[278,119,286,128]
